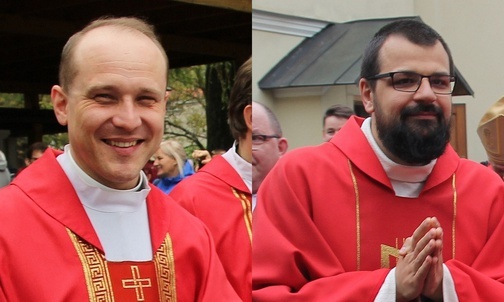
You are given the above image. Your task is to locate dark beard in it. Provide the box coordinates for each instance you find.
[376,103,451,165]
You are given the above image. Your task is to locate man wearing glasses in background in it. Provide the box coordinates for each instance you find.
[253,19,504,301]
[251,101,288,211]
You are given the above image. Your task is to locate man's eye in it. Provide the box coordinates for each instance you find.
[94,94,114,102]
[394,78,416,85]
[431,78,450,88]
[138,97,158,105]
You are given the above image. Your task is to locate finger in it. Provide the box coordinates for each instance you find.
[422,243,444,299]
[413,238,436,271]
[410,218,434,251]
[399,237,412,256]
[430,216,441,228]
[415,254,433,280]
[414,228,439,256]
[432,236,443,259]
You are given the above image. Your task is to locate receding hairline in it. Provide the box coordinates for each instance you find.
[59,17,169,91]
[253,101,282,136]
[76,24,167,65]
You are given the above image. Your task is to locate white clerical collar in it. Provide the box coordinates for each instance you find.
[56,145,150,212]
[222,141,252,193]
[361,118,436,197]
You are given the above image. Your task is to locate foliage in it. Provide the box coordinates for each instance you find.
[0,93,24,108]
[39,94,53,109]
[164,61,235,155]
[164,65,208,154]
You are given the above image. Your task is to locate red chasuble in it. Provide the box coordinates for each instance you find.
[253,116,504,301]
[0,149,240,301]
[170,155,252,302]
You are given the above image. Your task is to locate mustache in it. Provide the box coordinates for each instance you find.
[400,103,443,118]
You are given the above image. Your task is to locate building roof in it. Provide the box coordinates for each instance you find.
[259,16,473,97]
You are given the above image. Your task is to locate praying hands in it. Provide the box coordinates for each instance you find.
[396,217,444,301]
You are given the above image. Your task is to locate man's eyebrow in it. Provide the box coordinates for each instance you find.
[85,85,162,95]
[85,85,115,93]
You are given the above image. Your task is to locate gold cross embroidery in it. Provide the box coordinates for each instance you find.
[122,266,152,301]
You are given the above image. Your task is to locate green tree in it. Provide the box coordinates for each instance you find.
[164,61,235,155]
[165,65,208,152]
[0,93,24,108]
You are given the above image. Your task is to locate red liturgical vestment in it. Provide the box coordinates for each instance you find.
[253,116,504,301]
[170,155,252,302]
[0,149,240,301]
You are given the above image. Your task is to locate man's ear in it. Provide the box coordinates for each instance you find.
[278,138,289,156]
[244,104,252,131]
[163,90,170,110]
[359,78,375,114]
[51,85,69,126]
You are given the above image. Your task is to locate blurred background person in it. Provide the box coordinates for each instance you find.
[142,157,158,183]
[15,141,48,177]
[170,57,252,301]
[252,101,288,211]
[0,150,11,187]
[477,96,504,180]
[25,142,48,166]
[192,148,226,171]
[322,104,355,142]
[153,139,194,193]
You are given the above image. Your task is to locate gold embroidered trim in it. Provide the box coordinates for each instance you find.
[67,229,115,302]
[451,174,457,258]
[348,160,361,271]
[232,188,253,243]
[154,234,177,301]
[67,229,177,302]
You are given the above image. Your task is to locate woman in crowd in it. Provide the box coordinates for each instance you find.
[153,139,194,193]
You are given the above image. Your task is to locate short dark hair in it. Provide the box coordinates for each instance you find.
[26,142,48,159]
[323,104,354,126]
[228,57,252,140]
[360,19,454,89]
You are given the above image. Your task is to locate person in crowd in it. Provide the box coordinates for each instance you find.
[25,141,48,166]
[0,16,239,301]
[477,96,504,180]
[153,139,194,193]
[0,150,10,188]
[170,57,252,301]
[192,148,226,171]
[142,157,158,183]
[322,104,354,142]
[15,141,48,177]
[252,101,288,211]
[253,19,504,301]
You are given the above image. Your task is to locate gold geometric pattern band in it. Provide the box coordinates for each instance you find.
[67,229,177,301]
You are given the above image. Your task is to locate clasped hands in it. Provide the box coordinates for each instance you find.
[395,217,443,302]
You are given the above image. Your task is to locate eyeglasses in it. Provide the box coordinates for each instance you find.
[366,71,456,95]
[252,134,280,146]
